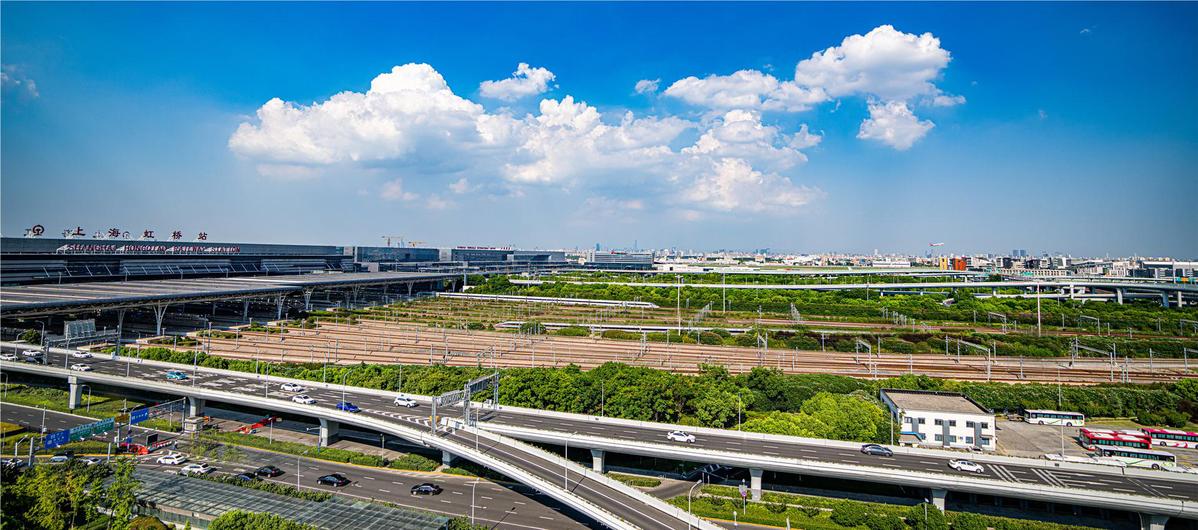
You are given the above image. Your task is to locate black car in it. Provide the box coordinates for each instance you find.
[255,465,284,477]
[232,473,259,482]
[860,444,894,457]
[410,482,443,496]
[317,473,351,487]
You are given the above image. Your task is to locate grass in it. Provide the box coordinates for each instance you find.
[671,496,849,530]
[606,472,661,488]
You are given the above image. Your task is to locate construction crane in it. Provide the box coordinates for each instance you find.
[381,235,404,247]
[408,240,426,247]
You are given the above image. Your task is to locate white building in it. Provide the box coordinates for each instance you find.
[880,389,996,451]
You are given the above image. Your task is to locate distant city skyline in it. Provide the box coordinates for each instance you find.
[2,3,1195,257]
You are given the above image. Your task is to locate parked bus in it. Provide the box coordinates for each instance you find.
[1093,446,1177,470]
[1024,409,1085,426]
[1078,428,1152,450]
[1140,428,1198,449]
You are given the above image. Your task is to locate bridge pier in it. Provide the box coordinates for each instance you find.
[153,304,169,336]
[1116,289,1124,305]
[187,397,205,417]
[1140,514,1168,530]
[590,449,605,473]
[318,418,339,447]
[1161,293,1170,308]
[749,467,763,501]
[1178,291,1184,308]
[929,488,947,511]
[441,450,457,467]
[242,300,250,321]
[303,289,314,311]
[68,376,82,409]
[276,296,286,320]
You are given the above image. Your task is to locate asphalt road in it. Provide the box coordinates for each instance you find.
[0,402,593,530]
[6,346,1197,510]
[1,348,699,530]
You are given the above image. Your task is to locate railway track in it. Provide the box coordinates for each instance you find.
[139,320,1193,384]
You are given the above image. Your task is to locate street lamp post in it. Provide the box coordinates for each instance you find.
[687,479,703,527]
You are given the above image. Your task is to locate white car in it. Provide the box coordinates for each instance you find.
[80,457,103,466]
[179,463,214,476]
[156,452,188,465]
[71,351,93,359]
[280,382,306,393]
[666,430,696,443]
[21,350,42,358]
[393,396,418,408]
[0,352,17,361]
[69,363,92,372]
[948,459,985,474]
[292,394,316,405]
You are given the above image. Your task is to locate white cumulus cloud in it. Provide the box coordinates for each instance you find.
[856,100,934,150]
[1,65,39,98]
[683,158,821,214]
[634,78,661,94]
[664,69,826,112]
[479,62,556,101]
[230,63,826,216]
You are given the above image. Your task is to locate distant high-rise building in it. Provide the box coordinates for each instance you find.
[1012,249,1028,258]
[595,243,601,251]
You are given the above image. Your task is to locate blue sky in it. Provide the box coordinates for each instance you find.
[2,2,1195,257]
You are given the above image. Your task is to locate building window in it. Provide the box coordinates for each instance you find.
[966,436,975,444]
[917,418,925,425]
[981,438,991,445]
[948,435,957,443]
[949,420,957,427]
[904,417,913,424]
[981,422,989,429]
[934,434,943,442]
[934,419,943,426]
[966,421,976,428]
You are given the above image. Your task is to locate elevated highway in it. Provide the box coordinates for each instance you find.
[0,345,713,530]
[3,343,1195,528]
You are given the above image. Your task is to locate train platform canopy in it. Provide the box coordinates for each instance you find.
[0,271,454,317]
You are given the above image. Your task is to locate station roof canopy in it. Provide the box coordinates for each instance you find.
[0,271,454,318]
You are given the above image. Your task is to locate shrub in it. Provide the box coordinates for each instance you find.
[950,512,988,530]
[555,326,590,337]
[831,501,869,527]
[799,506,822,517]
[519,321,546,334]
[766,501,787,514]
[907,503,949,530]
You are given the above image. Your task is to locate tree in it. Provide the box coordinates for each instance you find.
[128,517,171,530]
[106,459,141,530]
[949,512,988,530]
[27,465,71,530]
[692,389,738,428]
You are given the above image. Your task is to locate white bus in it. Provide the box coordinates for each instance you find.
[1094,447,1177,470]
[1024,409,1085,426]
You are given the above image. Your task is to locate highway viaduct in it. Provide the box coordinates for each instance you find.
[2,343,1195,530]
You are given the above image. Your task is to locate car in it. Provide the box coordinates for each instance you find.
[156,452,188,465]
[69,363,92,372]
[179,463,214,476]
[860,444,894,457]
[165,370,188,381]
[410,482,443,495]
[393,396,418,408]
[1,458,27,471]
[48,455,72,464]
[21,351,45,364]
[280,382,305,393]
[666,430,696,443]
[292,394,316,405]
[21,350,42,358]
[948,459,985,474]
[70,351,93,359]
[336,402,360,413]
[80,457,103,466]
[254,465,284,477]
[232,472,259,482]
[0,352,17,361]
[317,473,351,487]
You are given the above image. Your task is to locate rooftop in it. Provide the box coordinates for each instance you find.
[881,389,991,415]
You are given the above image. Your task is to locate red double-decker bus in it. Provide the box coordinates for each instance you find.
[1140,428,1198,449]
[1078,428,1152,451]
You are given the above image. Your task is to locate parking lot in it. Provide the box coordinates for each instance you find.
[996,419,1198,466]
